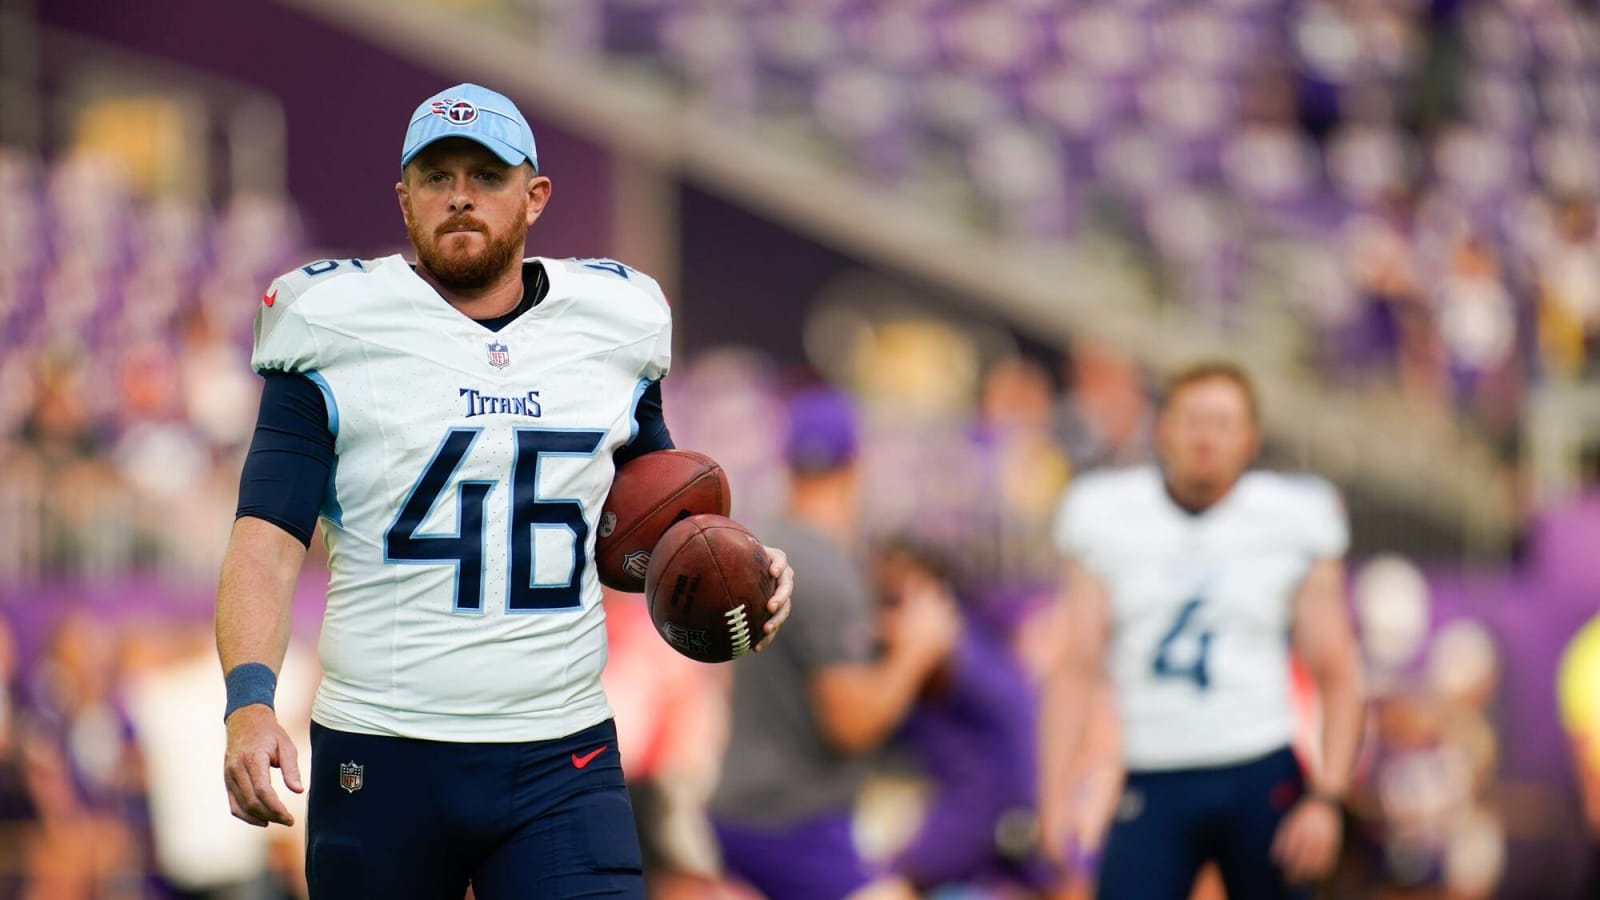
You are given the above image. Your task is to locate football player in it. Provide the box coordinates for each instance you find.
[1039,361,1364,900]
[215,83,793,899]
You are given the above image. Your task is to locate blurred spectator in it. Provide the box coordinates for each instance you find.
[1535,197,1600,380]
[1437,234,1522,434]
[21,613,146,897]
[708,388,958,900]
[872,541,1054,895]
[980,356,1070,533]
[1342,193,1434,393]
[124,626,316,899]
[977,356,1071,597]
[1054,342,1152,473]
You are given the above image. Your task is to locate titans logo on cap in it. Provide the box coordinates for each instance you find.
[404,83,538,170]
[431,98,479,126]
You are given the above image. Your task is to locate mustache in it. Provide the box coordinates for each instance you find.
[435,216,488,237]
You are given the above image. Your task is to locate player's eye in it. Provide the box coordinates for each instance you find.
[475,171,503,184]
[425,172,450,185]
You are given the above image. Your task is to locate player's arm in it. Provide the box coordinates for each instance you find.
[217,518,307,828]
[1037,558,1112,862]
[217,371,333,827]
[809,578,959,755]
[1289,558,1364,802]
[1274,557,1365,881]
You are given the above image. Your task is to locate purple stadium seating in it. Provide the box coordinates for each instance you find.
[584,0,1600,431]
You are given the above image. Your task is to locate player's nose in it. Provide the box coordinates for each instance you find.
[445,179,474,212]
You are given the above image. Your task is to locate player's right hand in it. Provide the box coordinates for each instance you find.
[1271,796,1341,884]
[223,705,304,828]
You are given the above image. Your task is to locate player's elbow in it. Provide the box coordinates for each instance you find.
[223,517,311,585]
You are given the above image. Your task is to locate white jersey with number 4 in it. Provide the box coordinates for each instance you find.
[252,254,671,743]
[1054,466,1347,771]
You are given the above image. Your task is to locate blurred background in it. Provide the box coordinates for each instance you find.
[2,0,1600,897]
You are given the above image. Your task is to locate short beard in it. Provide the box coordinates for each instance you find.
[408,206,527,292]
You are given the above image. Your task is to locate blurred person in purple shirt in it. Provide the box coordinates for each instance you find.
[709,388,959,900]
[873,542,1058,896]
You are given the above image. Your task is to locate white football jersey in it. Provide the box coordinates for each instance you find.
[1054,466,1347,771]
[252,254,671,742]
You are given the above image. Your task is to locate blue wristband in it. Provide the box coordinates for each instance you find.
[224,662,277,721]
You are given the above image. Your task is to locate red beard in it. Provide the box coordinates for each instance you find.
[408,208,526,291]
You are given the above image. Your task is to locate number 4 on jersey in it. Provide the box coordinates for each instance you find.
[1152,597,1213,690]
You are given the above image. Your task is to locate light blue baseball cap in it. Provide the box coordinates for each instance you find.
[401,83,539,171]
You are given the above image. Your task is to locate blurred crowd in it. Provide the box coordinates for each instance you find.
[0,147,300,589]
[501,0,1600,446]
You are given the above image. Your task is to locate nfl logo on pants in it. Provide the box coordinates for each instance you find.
[339,760,364,794]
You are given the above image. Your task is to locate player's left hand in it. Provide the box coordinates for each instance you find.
[1271,796,1342,884]
[753,545,793,653]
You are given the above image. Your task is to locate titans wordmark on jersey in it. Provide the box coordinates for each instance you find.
[252,255,671,742]
[1054,467,1348,771]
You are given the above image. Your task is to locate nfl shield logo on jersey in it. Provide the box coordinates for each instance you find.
[486,341,511,369]
[339,760,364,794]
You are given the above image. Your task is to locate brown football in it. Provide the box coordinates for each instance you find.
[597,450,731,592]
[645,515,775,663]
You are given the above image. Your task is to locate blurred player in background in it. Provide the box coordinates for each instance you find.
[213,82,793,899]
[1040,361,1365,900]
[709,388,959,900]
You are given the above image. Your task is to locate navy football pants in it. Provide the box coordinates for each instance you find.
[306,718,644,899]
[1098,746,1311,900]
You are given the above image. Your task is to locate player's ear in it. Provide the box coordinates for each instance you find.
[524,171,552,227]
[396,178,413,227]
